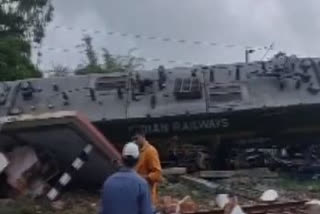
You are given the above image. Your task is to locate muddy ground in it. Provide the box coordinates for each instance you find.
[1,171,320,214]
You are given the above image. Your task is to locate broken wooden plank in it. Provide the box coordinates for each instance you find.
[199,168,278,179]
[199,170,235,179]
[180,175,219,193]
[163,167,187,176]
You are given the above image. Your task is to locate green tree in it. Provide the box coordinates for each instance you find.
[0,37,42,81]
[83,35,98,66]
[75,35,145,75]
[102,48,123,73]
[0,0,54,81]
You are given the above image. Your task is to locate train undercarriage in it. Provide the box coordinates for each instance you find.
[92,103,320,177]
[147,131,320,179]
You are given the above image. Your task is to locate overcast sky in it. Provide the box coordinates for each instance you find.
[35,0,320,70]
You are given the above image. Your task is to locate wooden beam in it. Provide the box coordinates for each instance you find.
[180,175,219,193]
[198,168,278,179]
[199,171,234,179]
[163,167,187,176]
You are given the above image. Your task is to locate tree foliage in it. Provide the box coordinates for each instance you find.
[0,37,42,81]
[75,35,145,75]
[0,0,53,81]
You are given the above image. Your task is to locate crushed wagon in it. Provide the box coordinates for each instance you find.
[0,111,121,200]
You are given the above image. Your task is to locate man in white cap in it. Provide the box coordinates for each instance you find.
[100,142,153,214]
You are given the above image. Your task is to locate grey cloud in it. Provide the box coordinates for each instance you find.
[276,0,320,54]
[38,0,320,70]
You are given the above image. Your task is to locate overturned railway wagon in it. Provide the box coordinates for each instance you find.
[1,52,320,170]
[0,111,121,199]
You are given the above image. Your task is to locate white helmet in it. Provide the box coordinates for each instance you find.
[122,142,139,159]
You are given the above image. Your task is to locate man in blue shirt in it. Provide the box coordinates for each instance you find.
[101,142,153,214]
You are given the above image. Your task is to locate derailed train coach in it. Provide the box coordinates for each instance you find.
[1,53,320,171]
[0,111,121,200]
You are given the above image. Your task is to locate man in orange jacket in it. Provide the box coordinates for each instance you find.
[131,126,162,205]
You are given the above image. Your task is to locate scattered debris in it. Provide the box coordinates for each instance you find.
[229,205,245,214]
[27,178,50,199]
[260,189,279,202]
[4,146,40,194]
[50,200,65,211]
[179,196,198,214]
[306,200,320,214]
[306,199,320,205]
[0,171,317,214]
[158,195,198,214]
[223,197,245,214]
[215,194,230,209]
[159,196,179,214]
[159,179,216,212]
